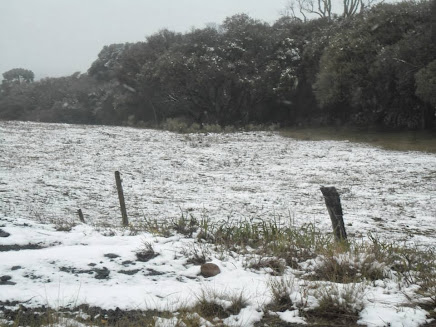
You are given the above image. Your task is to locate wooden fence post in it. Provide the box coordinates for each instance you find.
[77,209,85,223]
[115,171,129,227]
[320,186,347,242]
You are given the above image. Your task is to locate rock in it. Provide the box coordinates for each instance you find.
[0,229,10,238]
[200,263,221,277]
[11,266,22,271]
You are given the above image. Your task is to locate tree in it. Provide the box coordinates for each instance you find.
[2,68,34,84]
[432,0,436,44]
[0,81,35,120]
[284,0,378,21]
[1,68,35,96]
[416,60,436,109]
[88,44,126,81]
[313,0,434,128]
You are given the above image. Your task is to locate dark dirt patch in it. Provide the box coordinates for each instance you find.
[0,229,10,237]
[60,266,94,275]
[0,305,61,326]
[0,304,168,327]
[0,243,44,252]
[59,266,110,279]
[93,267,110,279]
[118,269,141,275]
[22,272,50,282]
[146,268,165,276]
[0,275,16,285]
[104,253,120,259]
[136,250,158,262]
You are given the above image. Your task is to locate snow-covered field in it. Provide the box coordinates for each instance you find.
[1,121,435,326]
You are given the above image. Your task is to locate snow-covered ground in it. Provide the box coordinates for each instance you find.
[1,121,435,326]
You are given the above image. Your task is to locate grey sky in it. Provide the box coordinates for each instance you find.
[0,0,287,79]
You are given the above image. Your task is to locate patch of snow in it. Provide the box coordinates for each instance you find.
[122,84,136,93]
[358,305,429,327]
[0,121,435,326]
[276,309,306,324]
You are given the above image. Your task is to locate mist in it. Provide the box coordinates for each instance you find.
[0,0,286,79]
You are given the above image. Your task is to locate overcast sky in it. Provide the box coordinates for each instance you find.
[0,0,288,79]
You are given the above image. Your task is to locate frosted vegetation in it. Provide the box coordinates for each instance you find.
[0,0,435,131]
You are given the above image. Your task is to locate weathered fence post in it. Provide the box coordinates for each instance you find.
[77,209,85,223]
[320,186,347,242]
[115,171,129,227]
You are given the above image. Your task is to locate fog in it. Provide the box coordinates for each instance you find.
[0,0,286,79]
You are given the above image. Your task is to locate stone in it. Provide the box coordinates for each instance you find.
[104,253,120,259]
[200,263,221,277]
[0,229,10,238]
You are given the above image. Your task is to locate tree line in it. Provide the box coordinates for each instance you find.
[0,0,435,130]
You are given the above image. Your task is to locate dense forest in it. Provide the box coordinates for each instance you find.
[0,0,435,130]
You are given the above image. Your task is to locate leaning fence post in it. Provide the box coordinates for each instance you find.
[77,209,85,223]
[320,186,347,242]
[115,171,129,227]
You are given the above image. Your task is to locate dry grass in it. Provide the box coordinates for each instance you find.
[303,282,365,326]
[267,277,297,312]
[135,241,158,262]
[182,242,212,265]
[3,213,435,326]
[188,289,249,324]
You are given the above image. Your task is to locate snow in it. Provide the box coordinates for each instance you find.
[359,305,429,327]
[0,121,435,326]
[275,309,306,324]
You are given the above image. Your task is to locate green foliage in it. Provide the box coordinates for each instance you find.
[2,67,34,84]
[416,60,436,108]
[313,0,435,128]
[88,43,126,81]
[1,0,434,130]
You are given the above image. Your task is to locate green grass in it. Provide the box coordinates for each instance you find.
[280,127,436,153]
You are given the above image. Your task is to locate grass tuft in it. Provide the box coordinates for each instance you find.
[183,242,212,265]
[248,257,287,276]
[304,282,365,326]
[267,277,296,312]
[135,241,158,262]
